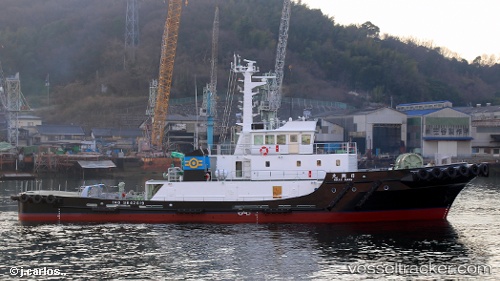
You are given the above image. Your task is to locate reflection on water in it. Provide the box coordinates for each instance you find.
[0,172,499,280]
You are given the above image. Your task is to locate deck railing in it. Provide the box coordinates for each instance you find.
[210,142,357,156]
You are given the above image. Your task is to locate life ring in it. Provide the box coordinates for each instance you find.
[33,194,43,204]
[20,194,29,203]
[445,166,457,178]
[259,146,269,156]
[45,195,56,204]
[468,164,479,176]
[479,163,489,177]
[417,169,430,181]
[431,167,443,179]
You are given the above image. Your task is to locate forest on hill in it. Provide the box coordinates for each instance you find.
[1,0,499,128]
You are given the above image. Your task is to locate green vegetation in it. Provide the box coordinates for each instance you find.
[0,0,499,127]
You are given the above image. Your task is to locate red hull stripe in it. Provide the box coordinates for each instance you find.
[19,208,449,224]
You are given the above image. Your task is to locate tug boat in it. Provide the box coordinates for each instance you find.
[11,58,488,224]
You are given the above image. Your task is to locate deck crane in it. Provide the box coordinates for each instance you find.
[219,0,291,143]
[259,0,291,129]
[208,6,219,101]
[201,6,219,150]
[151,0,184,151]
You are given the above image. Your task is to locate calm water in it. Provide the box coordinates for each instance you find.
[0,170,499,280]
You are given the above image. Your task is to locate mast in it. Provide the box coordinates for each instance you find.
[232,57,272,132]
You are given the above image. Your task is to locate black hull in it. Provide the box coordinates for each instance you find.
[12,164,487,224]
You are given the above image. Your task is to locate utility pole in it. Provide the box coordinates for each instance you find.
[45,74,50,107]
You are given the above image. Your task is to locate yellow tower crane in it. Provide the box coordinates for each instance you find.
[151,0,184,150]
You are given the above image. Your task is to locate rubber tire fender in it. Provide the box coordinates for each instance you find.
[45,195,56,204]
[468,164,479,176]
[479,163,489,177]
[431,167,443,179]
[32,194,43,204]
[19,194,30,203]
[445,166,457,178]
[417,169,430,180]
[458,165,469,177]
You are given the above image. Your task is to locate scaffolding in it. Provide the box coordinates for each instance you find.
[124,0,139,67]
[0,71,31,146]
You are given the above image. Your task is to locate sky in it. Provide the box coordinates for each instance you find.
[300,0,500,62]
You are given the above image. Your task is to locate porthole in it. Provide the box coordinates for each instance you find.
[331,187,337,193]
[384,185,389,191]
[352,187,357,192]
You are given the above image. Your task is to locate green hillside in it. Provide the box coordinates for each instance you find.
[1,0,499,127]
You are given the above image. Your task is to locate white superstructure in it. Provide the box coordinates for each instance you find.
[145,58,358,202]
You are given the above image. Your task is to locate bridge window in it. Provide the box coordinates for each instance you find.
[301,134,311,145]
[254,135,263,145]
[265,135,275,145]
[277,134,286,144]
[290,134,298,143]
